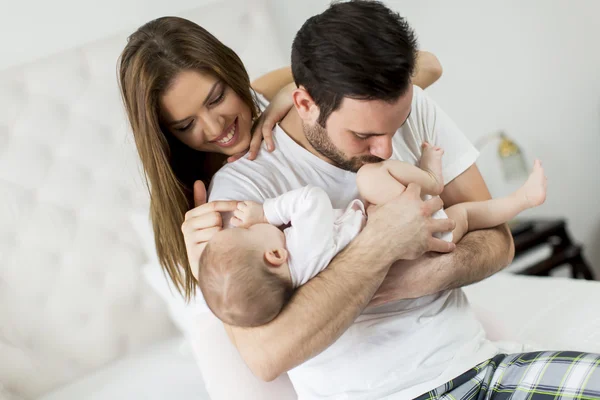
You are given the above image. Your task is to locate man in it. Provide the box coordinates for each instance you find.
[188,1,600,398]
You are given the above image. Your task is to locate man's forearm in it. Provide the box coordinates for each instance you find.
[427,224,514,293]
[370,224,514,306]
[228,227,393,381]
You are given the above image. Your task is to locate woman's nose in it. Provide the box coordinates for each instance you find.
[200,113,225,141]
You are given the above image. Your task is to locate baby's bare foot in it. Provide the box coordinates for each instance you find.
[518,160,547,207]
[419,142,444,193]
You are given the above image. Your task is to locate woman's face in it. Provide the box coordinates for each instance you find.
[160,70,253,155]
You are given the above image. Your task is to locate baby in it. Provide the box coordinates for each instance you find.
[198,143,547,327]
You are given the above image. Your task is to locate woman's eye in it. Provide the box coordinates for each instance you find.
[176,122,193,132]
[210,90,225,106]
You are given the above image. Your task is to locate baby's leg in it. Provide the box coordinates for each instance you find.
[444,160,547,243]
[444,205,469,243]
[357,157,443,205]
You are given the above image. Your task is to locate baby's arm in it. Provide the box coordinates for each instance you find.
[230,201,268,228]
[262,185,334,231]
[262,185,337,286]
[229,185,335,234]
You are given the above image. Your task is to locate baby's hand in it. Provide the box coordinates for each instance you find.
[230,201,267,228]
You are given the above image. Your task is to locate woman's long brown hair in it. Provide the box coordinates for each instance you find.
[118,16,259,300]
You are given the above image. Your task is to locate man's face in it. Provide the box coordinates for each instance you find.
[304,85,413,172]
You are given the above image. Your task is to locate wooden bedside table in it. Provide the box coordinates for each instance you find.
[509,219,595,280]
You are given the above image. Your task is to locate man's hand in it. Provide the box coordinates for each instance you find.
[364,183,456,264]
[230,201,267,228]
[182,180,239,280]
[367,165,515,307]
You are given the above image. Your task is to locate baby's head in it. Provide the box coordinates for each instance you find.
[198,224,292,327]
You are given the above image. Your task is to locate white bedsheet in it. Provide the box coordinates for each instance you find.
[39,273,600,400]
[38,337,209,400]
[465,273,600,353]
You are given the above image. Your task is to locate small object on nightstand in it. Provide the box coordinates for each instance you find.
[476,130,530,182]
[509,219,595,280]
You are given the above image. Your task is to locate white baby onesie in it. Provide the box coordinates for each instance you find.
[262,184,366,287]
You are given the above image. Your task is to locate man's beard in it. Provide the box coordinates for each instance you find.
[303,121,383,172]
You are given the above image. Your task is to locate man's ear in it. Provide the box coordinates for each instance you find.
[264,248,289,267]
[292,86,320,124]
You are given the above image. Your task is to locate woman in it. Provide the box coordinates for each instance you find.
[119,16,443,303]
[119,16,293,300]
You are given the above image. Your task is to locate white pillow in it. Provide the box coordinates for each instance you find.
[142,263,210,333]
[465,273,600,353]
[130,212,210,333]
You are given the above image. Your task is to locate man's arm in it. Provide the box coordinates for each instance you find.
[222,185,455,381]
[226,230,389,381]
[368,164,515,307]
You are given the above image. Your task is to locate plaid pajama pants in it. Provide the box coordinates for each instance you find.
[415,351,600,400]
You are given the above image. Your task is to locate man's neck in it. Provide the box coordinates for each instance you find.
[279,109,333,165]
[279,108,311,150]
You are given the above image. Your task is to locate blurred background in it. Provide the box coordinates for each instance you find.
[1,1,600,399]
[3,0,599,270]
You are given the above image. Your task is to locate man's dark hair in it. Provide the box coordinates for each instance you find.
[291,0,418,127]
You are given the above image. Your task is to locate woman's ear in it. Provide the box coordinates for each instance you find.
[264,248,289,267]
[292,86,320,124]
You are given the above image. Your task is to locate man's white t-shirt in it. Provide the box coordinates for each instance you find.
[263,185,366,287]
[207,86,522,399]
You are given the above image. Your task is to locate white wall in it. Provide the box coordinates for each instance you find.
[270,0,600,274]
[3,0,600,274]
[0,0,219,71]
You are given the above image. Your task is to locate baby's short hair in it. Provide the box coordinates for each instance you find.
[198,230,293,327]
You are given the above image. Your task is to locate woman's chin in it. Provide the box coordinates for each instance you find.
[229,139,251,156]
[210,142,248,158]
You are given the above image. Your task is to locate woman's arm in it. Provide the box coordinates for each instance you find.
[251,66,294,101]
[412,51,443,89]
[228,68,295,162]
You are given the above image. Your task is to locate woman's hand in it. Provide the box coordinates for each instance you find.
[226,82,296,163]
[182,180,239,278]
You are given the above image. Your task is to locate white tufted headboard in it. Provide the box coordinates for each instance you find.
[0,0,287,398]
